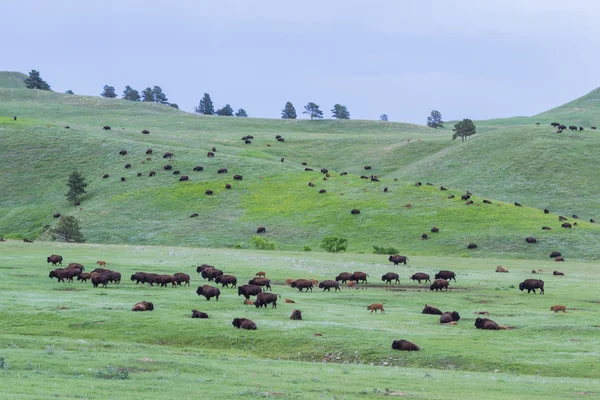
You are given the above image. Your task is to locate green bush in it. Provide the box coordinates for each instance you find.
[321,236,348,253]
[303,246,312,252]
[251,236,275,250]
[94,366,129,380]
[233,244,243,249]
[372,245,399,255]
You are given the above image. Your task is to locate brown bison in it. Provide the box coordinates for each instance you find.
[461,194,471,201]
[257,226,266,233]
[163,152,174,158]
[550,305,566,313]
[193,166,204,171]
[335,272,353,283]
[149,171,156,177]
[410,273,431,284]
[562,223,572,228]
[102,174,110,179]
[367,303,385,314]
[519,279,544,294]
[196,264,215,274]
[421,233,428,240]
[255,271,266,277]
[422,304,442,315]
[308,182,315,187]
[555,256,565,262]
[440,311,460,323]
[255,292,281,308]
[351,209,360,215]
[233,174,243,180]
[142,129,150,134]
[318,280,340,291]
[381,272,400,284]
[248,277,272,291]
[553,270,564,276]
[179,175,189,182]
[351,271,368,284]
[196,285,220,301]
[190,213,198,217]
[495,266,509,273]
[91,272,109,288]
[319,189,326,194]
[53,212,61,218]
[163,164,172,171]
[49,268,78,283]
[430,279,449,291]
[290,310,302,320]
[205,189,213,195]
[388,255,408,266]
[173,272,191,286]
[47,254,63,266]
[218,168,228,174]
[320,168,328,173]
[541,226,552,230]
[305,168,314,171]
[119,150,127,156]
[392,340,419,351]
[431,227,439,233]
[550,251,561,258]
[215,274,237,288]
[225,183,232,189]
[103,126,111,130]
[146,149,153,154]
[207,151,214,157]
[467,243,477,249]
[191,310,209,318]
[474,317,499,330]
[525,237,537,243]
[291,279,313,292]
[435,270,456,281]
[132,301,154,311]
[448,195,455,199]
[238,284,263,300]
[232,317,256,330]
[483,199,492,204]
[201,268,223,281]
[77,272,92,282]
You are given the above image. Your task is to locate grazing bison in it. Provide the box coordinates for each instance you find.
[119,150,127,156]
[411,273,431,284]
[103,126,111,130]
[465,200,473,205]
[137,172,142,177]
[483,199,492,204]
[525,237,537,243]
[225,183,231,189]
[448,195,455,199]
[319,189,326,194]
[440,186,447,191]
[514,202,522,207]
[542,226,552,230]
[290,310,302,320]
[146,149,153,154]
[388,254,408,266]
[248,277,272,291]
[193,166,204,172]
[381,272,400,284]
[277,137,285,142]
[559,216,568,221]
[53,212,61,218]
[422,304,442,315]
[572,215,579,219]
[212,147,216,152]
[561,223,572,228]
[440,311,460,323]
[340,172,348,176]
[173,170,181,175]
[238,284,263,300]
[319,280,340,291]
[308,182,315,187]
[591,219,596,223]
[320,168,328,174]
[120,177,126,182]
[215,274,237,288]
[421,233,428,240]
[142,129,150,134]
[415,181,422,186]
[233,174,243,181]
[431,227,439,233]
[519,279,544,294]
[553,270,564,276]
[383,187,388,192]
[207,151,214,157]
[435,270,456,282]
[191,310,209,318]
[467,243,477,249]
[474,317,499,330]
[23,238,33,243]
[256,226,266,233]
[392,340,419,351]
[550,305,566,313]
[232,317,257,330]
[352,271,368,284]
[367,303,385,314]
[592,126,597,130]
[255,292,281,308]
[305,168,314,171]
[103,174,110,179]
[205,189,213,195]
[91,272,109,288]
[461,194,471,201]
[555,256,565,262]
[364,166,372,170]
[163,152,174,158]
[351,209,360,215]
[77,272,92,282]
[47,254,63,266]
[291,279,313,292]
[495,266,509,273]
[335,272,353,283]
[430,279,449,291]
[196,285,220,301]
[149,171,156,177]
[569,125,577,131]
[132,301,154,311]
[163,165,172,170]
[179,175,189,182]
[217,168,228,174]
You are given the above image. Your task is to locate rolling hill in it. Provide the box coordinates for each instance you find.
[1,73,599,259]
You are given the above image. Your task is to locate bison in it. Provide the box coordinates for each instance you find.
[430,279,449,291]
[233,174,243,181]
[431,227,439,233]
[179,175,189,181]
[142,129,150,135]
[255,292,281,308]
[132,301,154,311]
[392,340,419,351]
[483,199,492,204]
[103,126,111,130]
[352,271,368,284]
[335,272,353,283]
[410,273,431,284]
[173,272,190,286]
[318,280,340,291]
[381,272,400,284]
[163,152,174,158]
[474,317,499,330]
[149,171,156,177]
[495,266,509,273]
[555,256,565,262]
[201,268,223,282]
[49,268,77,283]
[196,264,215,274]
[238,284,263,300]
[291,279,313,292]
[47,254,63,266]
[388,254,408,266]
[320,168,328,174]
[248,277,272,291]
[461,194,471,201]
[164,165,172,170]
[562,223,572,228]
[519,279,544,294]
[549,251,561,258]
[193,166,204,172]
[103,174,110,179]
[215,274,237,288]
[319,189,326,194]
[205,189,213,195]
[77,272,92,282]
[146,149,153,155]
[422,304,442,315]
[351,209,360,215]
[191,310,209,318]
[421,233,428,240]
[207,151,214,157]
[232,317,256,330]
[290,309,302,320]
[196,285,220,301]
[256,226,266,233]
[53,213,61,218]
[440,311,460,323]
[435,270,456,282]
[550,305,566,313]
[218,168,228,174]
[467,243,477,249]
[553,270,564,276]
[367,303,385,314]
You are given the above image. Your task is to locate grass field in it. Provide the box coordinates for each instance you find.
[1,241,599,399]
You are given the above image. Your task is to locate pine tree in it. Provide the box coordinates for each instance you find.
[24,70,51,90]
[235,108,248,117]
[195,93,214,115]
[281,102,297,119]
[66,170,88,205]
[65,90,74,95]
[427,110,444,128]
[152,86,169,104]
[303,102,323,120]
[452,118,476,142]
[122,85,141,101]
[380,114,388,121]
[50,215,85,243]
[141,87,154,102]
[331,104,350,119]
[100,85,117,98]
[216,104,234,116]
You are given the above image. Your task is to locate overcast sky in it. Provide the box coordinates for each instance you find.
[3,0,600,123]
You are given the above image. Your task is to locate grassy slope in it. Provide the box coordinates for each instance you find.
[0,71,26,89]
[0,241,599,399]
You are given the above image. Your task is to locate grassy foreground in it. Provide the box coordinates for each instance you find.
[1,241,599,399]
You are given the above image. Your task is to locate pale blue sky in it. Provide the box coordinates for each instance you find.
[3,0,599,123]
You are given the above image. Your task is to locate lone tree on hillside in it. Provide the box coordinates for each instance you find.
[216,104,234,116]
[427,110,444,128]
[141,87,154,102]
[195,93,214,115]
[24,70,51,90]
[66,170,88,205]
[65,90,74,95]
[380,114,388,121]
[321,236,348,253]
[303,102,323,120]
[452,118,476,142]
[50,215,85,243]
[152,86,169,104]
[122,85,141,101]
[235,108,248,117]
[100,85,117,98]
[331,104,350,119]
[281,102,297,119]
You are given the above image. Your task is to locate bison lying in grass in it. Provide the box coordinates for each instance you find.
[132,301,154,311]
[392,340,419,351]
[232,317,257,330]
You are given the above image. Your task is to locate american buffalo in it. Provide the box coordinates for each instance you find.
[215,274,237,288]
[410,273,431,283]
[525,237,537,243]
[191,310,209,318]
[193,166,204,172]
[514,202,522,207]
[173,170,181,175]
[555,256,565,262]
[430,279,449,291]
[163,152,174,158]
[421,233,428,240]
[137,172,142,177]
[238,284,263,300]
[232,317,256,330]
[196,264,215,274]
[465,200,473,205]
[440,311,460,323]
[225,183,231,189]
[277,137,285,142]
[233,174,243,180]
[248,277,272,291]
[53,212,61,218]
[91,272,108,288]
[318,280,340,291]
[553,270,564,276]
[335,272,353,283]
[256,271,266,277]
[431,227,439,233]
[103,126,111,130]
[435,270,456,281]
[146,149,153,154]
[142,129,150,134]
[440,186,447,191]
[448,195,455,199]
[319,189,326,194]
[364,166,372,170]
[340,172,347,176]
[591,219,596,223]
[381,272,400,284]
[49,268,78,283]
[495,266,509,273]
[291,279,313,292]
[360,175,369,179]
[483,199,492,204]
[474,317,499,330]
[352,271,368,284]
[207,151,214,157]
[47,254,63,266]
[67,263,85,272]
[415,181,422,186]
[562,223,572,228]
[119,150,128,157]
[121,177,126,182]
[196,285,220,301]
[23,238,33,243]
[201,268,223,281]
[257,226,266,233]
[255,292,281,308]
[290,310,302,320]
[550,305,566,313]
[205,189,213,195]
[351,209,360,214]
[392,340,419,351]
[305,168,313,171]
[164,165,172,170]
[77,272,92,282]
[103,174,110,179]
[519,279,544,294]
[308,182,315,187]
[383,187,388,192]
[542,226,552,230]
[132,301,154,311]
[592,126,597,130]
[461,194,471,201]
[388,254,408,266]
[367,303,385,314]
[301,161,307,166]
[572,215,579,219]
[559,216,568,221]
[422,304,442,315]
[467,243,477,249]
[173,272,191,286]
[149,171,156,176]
[179,175,189,181]
[212,147,216,152]
[320,168,328,173]
[569,125,577,131]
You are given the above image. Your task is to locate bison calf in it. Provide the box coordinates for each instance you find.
[367,303,385,314]
[550,305,566,313]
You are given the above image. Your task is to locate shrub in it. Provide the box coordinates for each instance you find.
[233,243,243,249]
[251,236,275,250]
[372,245,399,255]
[303,246,312,252]
[321,236,348,253]
[94,365,129,380]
